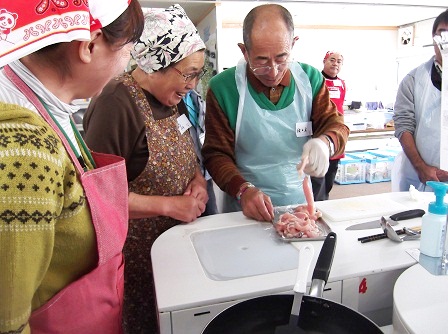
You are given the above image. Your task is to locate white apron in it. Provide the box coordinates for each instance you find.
[392,59,441,192]
[223,60,312,212]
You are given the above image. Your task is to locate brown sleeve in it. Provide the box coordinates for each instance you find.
[201,90,246,197]
[83,80,148,181]
[311,83,350,157]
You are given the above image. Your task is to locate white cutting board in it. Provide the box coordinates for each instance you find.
[315,196,409,222]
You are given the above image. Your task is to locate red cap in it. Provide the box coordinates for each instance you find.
[324,51,343,62]
[0,0,132,67]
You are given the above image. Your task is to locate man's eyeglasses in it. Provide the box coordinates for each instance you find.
[328,58,343,64]
[172,67,207,83]
[249,61,291,76]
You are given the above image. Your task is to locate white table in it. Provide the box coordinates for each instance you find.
[152,192,433,334]
[392,263,448,334]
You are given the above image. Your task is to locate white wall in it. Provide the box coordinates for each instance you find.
[195,6,219,98]
[396,19,435,85]
[294,27,398,107]
[217,18,436,107]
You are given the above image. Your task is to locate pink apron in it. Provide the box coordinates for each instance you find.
[5,66,129,334]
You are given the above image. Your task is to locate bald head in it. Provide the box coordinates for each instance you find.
[243,4,295,51]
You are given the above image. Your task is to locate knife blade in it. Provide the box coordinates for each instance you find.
[345,209,425,230]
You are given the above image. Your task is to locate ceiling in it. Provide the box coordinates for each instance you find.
[138,0,446,28]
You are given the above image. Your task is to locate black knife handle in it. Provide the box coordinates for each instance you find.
[389,209,425,221]
[360,234,387,243]
[359,229,405,243]
[358,232,385,241]
[312,232,336,283]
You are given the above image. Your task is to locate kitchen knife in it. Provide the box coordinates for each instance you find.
[345,209,425,230]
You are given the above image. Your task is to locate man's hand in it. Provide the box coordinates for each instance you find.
[416,163,448,184]
[436,168,448,182]
[240,187,274,222]
[300,137,330,177]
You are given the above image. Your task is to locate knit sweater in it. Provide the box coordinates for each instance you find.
[0,103,96,334]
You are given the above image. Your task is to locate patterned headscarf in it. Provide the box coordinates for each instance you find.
[0,0,132,68]
[131,4,205,74]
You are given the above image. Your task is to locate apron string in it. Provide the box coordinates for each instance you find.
[3,65,86,175]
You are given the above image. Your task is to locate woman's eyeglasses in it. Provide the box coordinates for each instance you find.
[172,67,207,83]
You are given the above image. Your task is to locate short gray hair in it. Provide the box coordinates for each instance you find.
[242,4,294,51]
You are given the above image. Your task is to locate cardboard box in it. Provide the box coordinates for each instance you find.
[335,155,366,185]
[344,112,367,131]
[347,152,391,183]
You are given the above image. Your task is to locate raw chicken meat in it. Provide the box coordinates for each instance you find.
[274,175,323,239]
[275,207,322,239]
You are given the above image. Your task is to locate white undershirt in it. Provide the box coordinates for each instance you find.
[0,61,82,156]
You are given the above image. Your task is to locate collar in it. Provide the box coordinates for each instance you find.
[435,60,442,74]
[246,65,291,93]
[8,60,82,155]
[431,62,442,91]
[322,71,339,80]
[9,60,80,115]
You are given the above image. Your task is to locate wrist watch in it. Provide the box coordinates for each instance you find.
[236,182,255,202]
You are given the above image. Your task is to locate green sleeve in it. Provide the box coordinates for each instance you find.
[300,63,324,99]
[208,67,239,131]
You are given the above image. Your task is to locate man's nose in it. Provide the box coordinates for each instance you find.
[267,64,280,76]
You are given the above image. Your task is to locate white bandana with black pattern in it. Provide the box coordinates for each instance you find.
[131,4,206,73]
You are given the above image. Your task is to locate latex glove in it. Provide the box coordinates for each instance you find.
[301,138,329,177]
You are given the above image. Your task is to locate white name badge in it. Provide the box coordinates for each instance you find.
[329,88,341,99]
[177,114,192,134]
[296,121,313,137]
[199,132,205,145]
[333,79,343,87]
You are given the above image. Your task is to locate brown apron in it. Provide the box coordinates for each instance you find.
[119,73,198,334]
[5,66,129,334]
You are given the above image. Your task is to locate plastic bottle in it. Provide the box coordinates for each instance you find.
[419,181,448,258]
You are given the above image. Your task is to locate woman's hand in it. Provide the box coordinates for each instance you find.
[166,195,206,223]
[184,169,208,205]
[128,192,205,222]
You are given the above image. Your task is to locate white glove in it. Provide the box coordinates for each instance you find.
[300,138,330,177]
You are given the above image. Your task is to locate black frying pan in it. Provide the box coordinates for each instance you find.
[202,232,383,334]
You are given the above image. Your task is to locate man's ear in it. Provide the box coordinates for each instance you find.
[238,43,249,62]
[78,30,103,64]
[292,36,299,47]
[237,43,246,54]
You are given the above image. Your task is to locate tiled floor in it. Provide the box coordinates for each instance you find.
[330,181,391,200]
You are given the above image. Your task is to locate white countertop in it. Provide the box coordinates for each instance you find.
[393,263,448,334]
[152,192,432,313]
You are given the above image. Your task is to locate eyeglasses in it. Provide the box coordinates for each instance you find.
[328,58,343,64]
[249,61,291,76]
[172,67,207,83]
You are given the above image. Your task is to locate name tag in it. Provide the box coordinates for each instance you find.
[329,88,341,99]
[199,132,205,145]
[177,114,192,134]
[333,79,342,87]
[296,121,313,137]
